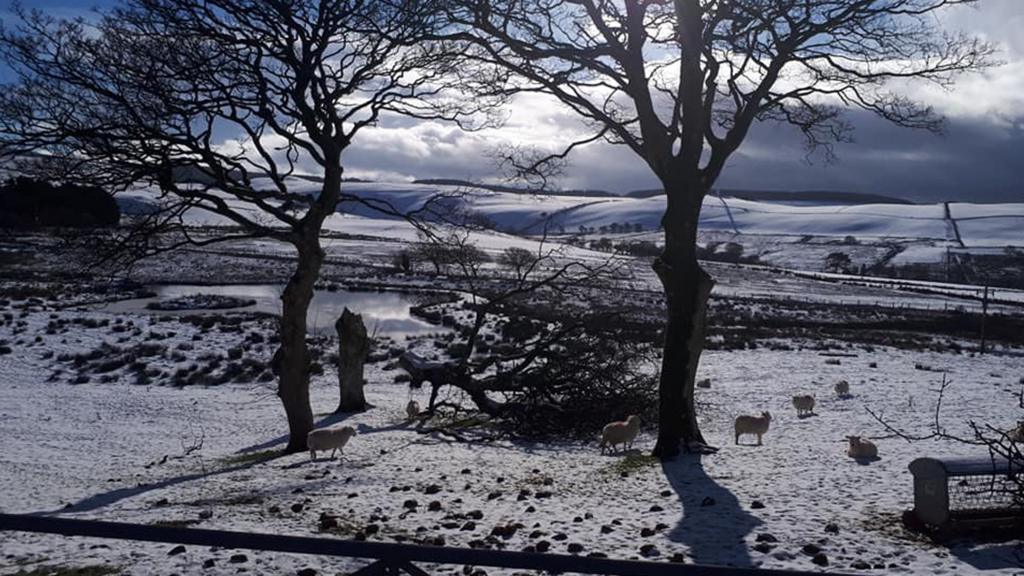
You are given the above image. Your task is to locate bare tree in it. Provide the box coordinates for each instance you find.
[0,0,496,452]
[445,0,995,457]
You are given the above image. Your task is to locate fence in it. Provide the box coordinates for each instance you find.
[0,513,835,576]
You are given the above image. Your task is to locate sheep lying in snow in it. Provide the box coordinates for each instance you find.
[307,425,356,461]
[406,400,420,420]
[734,412,772,446]
[835,380,850,396]
[1008,421,1024,443]
[846,436,878,459]
[792,394,815,417]
[600,415,640,454]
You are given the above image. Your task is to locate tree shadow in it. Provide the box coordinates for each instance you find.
[662,454,762,568]
[29,452,281,517]
[235,411,356,454]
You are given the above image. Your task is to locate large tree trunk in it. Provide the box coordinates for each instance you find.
[336,307,370,412]
[276,239,324,453]
[651,181,715,459]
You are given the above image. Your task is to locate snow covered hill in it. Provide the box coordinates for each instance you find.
[118,178,1024,249]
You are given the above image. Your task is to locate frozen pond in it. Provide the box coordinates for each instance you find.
[99,284,442,337]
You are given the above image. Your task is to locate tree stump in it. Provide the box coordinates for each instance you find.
[336,307,370,412]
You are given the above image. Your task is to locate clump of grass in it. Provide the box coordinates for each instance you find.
[605,453,659,476]
[149,519,202,528]
[219,449,281,467]
[12,565,121,576]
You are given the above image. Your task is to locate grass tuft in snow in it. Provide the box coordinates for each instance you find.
[604,453,659,476]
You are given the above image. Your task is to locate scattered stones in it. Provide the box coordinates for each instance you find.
[640,527,656,537]
[552,533,568,541]
[198,509,213,520]
[669,553,686,563]
[802,543,822,556]
[466,510,484,520]
[753,543,774,554]
[487,491,502,501]
[403,499,418,510]
[750,500,765,509]
[168,545,186,556]
[490,525,518,539]
[567,543,584,554]
[460,468,472,474]
[600,525,614,534]
[424,485,442,495]
[649,505,663,512]
[297,569,317,576]
[639,544,660,557]
[525,506,536,513]
[573,516,583,523]
[318,513,339,531]
[228,554,248,564]
[851,560,871,570]
[364,524,380,536]
[461,521,477,531]
[825,523,840,534]
[756,533,778,543]
[154,498,170,508]
[202,559,215,569]
[528,530,545,539]
[534,491,553,499]
[428,501,443,512]
[535,541,551,553]
[659,490,672,497]
[812,552,829,567]
[291,503,304,513]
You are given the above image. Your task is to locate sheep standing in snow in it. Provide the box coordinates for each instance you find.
[846,436,878,459]
[406,399,421,420]
[307,425,356,461]
[835,380,850,397]
[792,394,816,417]
[600,415,641,454]
[734,412,772,446]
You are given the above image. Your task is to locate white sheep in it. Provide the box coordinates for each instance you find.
[835,380,850,397]
[846,436,878,459]
[307,425,356,461]
[1008,420,1024,443]
[600,415,640,454]
[734,412,772,446]
[406,400,421,420]
[792,394,815,417]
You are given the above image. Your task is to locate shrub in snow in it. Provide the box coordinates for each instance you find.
[406,400,420,420]
[600,415,641,454]
[307,425,356,460]
[835,380,850,396]
[734,412,772,445]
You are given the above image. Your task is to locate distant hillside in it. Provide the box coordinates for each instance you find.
[626,188,913,205]
[413,178,615,198]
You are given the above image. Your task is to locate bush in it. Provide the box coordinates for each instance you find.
[0,177,119,228]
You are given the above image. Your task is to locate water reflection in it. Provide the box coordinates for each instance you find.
[103,284,442,338]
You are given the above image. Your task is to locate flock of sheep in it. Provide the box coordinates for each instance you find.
[599,378,878,460]
[305,379,1022,463]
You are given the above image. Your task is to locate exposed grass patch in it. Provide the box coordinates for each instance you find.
[149,518,202,528]
[219,449,280,467]
[604,453,659,476]
[11,565,121,576]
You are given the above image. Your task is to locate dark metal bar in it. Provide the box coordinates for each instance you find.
[0,513,830,576]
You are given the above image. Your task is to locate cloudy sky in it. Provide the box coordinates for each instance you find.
[3,1,1022,203]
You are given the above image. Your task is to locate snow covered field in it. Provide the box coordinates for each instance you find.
[2,282,1023,575]
[2,181,1023,575]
